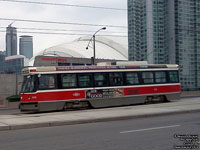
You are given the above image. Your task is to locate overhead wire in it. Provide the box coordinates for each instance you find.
[0,0,128,49]
[0,0,127,11]
[0,18,127,28]
[0,30,127,37]
[0,27,127,34]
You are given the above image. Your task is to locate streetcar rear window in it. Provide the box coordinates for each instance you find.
[125,72,139,85]
[169,71,179,83]
[38,75,56,89]
[61,74,77,88]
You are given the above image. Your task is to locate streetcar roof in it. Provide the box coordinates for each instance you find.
[21,63,179,75]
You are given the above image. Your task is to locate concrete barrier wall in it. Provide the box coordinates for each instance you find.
[181,91,200,97]
[0,74,23,108]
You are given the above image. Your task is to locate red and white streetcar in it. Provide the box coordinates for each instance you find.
[20,61,181,112]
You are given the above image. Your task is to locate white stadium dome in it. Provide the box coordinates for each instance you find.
[30,36,128,66]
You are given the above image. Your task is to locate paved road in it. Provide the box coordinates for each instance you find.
[0,109,20,115]
[0,111,199,150]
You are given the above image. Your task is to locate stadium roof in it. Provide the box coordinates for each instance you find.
[30,36,128,66]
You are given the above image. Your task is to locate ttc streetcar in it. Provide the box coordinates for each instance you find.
[19,61,181,112]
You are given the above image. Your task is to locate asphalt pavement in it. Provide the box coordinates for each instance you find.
[0,97,200,131]
[0,112,199,150]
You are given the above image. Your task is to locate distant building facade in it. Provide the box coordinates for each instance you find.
[4,55,29,74]
[33,55,118,67]
[6,26,17,57]
[128,0,200,91]
[0,51,6,73]
[19,35,33,59]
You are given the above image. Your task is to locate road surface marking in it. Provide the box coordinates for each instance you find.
[120,125,181,134]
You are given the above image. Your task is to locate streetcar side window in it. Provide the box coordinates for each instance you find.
[109,72,123,86]
[155,72,167,83]
[125,72,139,85]
[142,72,154,84]
[94,73,108,87]
[38,75,56,89]
[61,74,77,88]
[169,71,179,83]
[78,74,93,87]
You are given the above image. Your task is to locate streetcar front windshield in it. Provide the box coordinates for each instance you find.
[21,75,35,93]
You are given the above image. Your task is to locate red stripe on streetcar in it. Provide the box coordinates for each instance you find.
[21,85,180,102]
[21,90,85,102]
[124,85,181,96]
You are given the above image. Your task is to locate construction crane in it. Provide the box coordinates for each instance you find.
[8,21,15,27]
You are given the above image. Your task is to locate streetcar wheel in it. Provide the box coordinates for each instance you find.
[145,96,153,103]
[159,95,167,103]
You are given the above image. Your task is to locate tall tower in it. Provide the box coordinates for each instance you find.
[128,0,147,62]
[19,35,33,59]
[128,0,169,64]
[128,0,200,90]
[6,25,17,57]
[173,0,200,90]
[0,51,5,73]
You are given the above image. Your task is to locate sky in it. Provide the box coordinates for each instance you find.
[0,0,127,55]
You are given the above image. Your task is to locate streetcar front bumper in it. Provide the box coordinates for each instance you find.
[19,102,39,112]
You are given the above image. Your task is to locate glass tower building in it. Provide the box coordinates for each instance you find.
[19,35,33,59]
[128,0,147,62]
[128,0,200,90]
[173,0,200,90]
[6,26,17,57]
[0,51,5,73]
[128,0,169,64]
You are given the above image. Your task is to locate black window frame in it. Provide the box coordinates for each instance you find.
[109,72,124,86]
[21,75,37,93]
[31,69,179,91]
[124,72,140,85]
[94,72,109,87]
[60,73,77,89]
[154,71,167,84]
[77,73,93,88]
[37,74,58,90]
[141,71,154,84]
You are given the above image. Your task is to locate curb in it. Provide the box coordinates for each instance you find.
[1,108,200,132]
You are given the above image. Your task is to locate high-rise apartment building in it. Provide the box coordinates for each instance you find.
[173,0,200,91]
[128,0,169,64]
[128,0,200,90]
[0,51,5,73]
[19,35,33,59]
[6,25,17,57]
